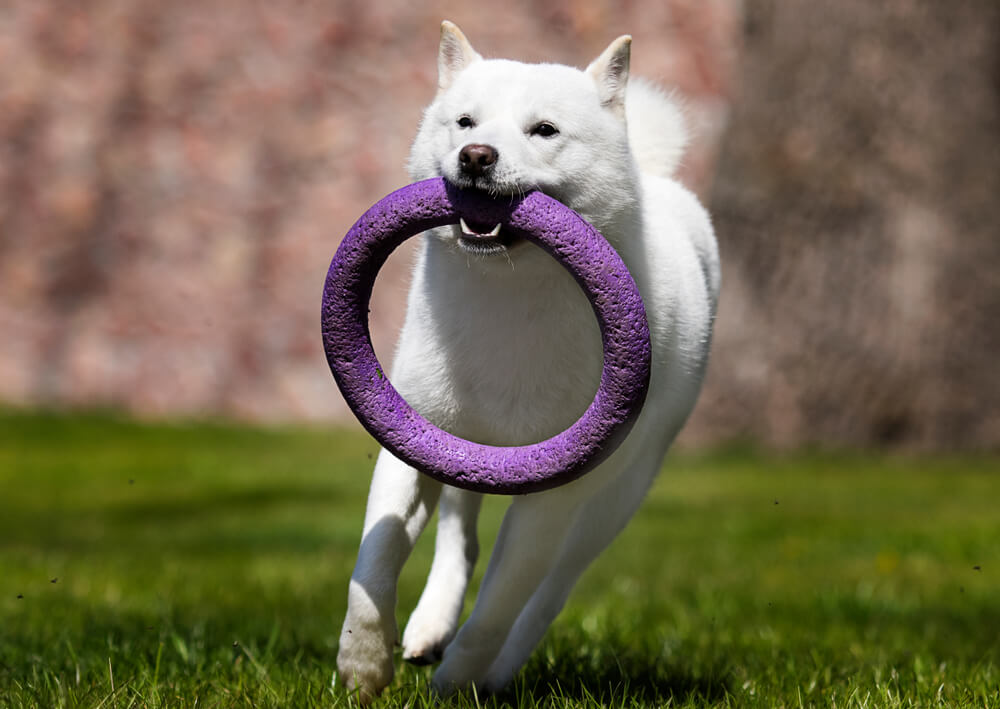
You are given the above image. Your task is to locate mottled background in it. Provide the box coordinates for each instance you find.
[1,0,997,450]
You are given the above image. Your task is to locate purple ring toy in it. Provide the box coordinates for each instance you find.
[321,177,651,494]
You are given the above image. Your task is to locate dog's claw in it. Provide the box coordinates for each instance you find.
[402,647,443,666]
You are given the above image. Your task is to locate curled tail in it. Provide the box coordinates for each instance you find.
[626,79,688,179]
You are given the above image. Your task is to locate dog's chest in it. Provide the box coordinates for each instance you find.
[417,258,603,445]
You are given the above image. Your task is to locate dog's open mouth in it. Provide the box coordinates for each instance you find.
[457,217,519,255]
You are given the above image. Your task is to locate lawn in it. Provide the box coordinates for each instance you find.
[0,409,997,707]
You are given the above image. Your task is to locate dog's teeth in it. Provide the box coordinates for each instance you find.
[459,218,502,238]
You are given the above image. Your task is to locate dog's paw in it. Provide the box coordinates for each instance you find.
[336,624,395,704]
[402,646,444,666]
[481,663,516,696]
[430,637,500,696]
[401,612,453,665]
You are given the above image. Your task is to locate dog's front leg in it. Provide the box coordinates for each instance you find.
[337,448,442,702]
[402,485,482,664]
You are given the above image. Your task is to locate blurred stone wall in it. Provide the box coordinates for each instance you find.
[0,1,737,421]
[1,1,997,451]
[699,0,1000,450]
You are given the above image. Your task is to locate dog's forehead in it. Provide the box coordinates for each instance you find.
[444,59,598,112]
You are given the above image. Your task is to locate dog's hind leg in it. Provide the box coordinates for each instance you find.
[430,489,582,693]
[481,452,664,692]
[402,485,483,664]
[336,449,442,702]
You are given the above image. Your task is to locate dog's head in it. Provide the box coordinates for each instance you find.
[409,22,640,257]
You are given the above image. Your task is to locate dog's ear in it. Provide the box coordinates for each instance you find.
[438,21,482,93]
[586,35,632,118]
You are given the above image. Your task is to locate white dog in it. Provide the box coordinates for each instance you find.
[336,21,719,700]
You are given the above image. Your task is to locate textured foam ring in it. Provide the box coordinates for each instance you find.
[321,177,651,494]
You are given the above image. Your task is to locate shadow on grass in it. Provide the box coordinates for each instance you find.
[523,665,730,706]
[498,638,732,706]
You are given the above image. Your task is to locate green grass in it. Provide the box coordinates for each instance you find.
[0,409,997,708]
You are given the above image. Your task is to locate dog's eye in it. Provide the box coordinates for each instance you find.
[530,122,559,138]
[457,115,475,129]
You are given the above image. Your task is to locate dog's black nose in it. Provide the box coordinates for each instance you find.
[459,144,498,177]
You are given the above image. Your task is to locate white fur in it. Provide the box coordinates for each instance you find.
[336,21,719,701]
